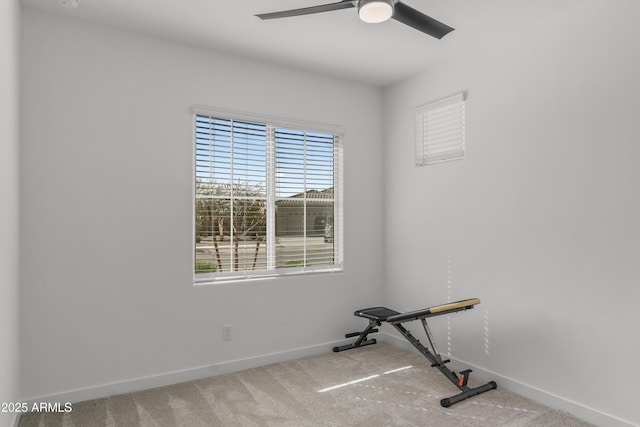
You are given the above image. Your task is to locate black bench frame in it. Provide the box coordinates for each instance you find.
[333,299,497,407]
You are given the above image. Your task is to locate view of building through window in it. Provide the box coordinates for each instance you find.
[194,114,342,282]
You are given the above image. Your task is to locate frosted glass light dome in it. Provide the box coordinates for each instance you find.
[358,0,393,24]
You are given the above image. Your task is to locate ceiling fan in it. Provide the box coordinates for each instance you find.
[256,0,454,39]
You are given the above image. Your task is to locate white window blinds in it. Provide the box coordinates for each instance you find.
[415,92,466,166]
[194,110,343,284]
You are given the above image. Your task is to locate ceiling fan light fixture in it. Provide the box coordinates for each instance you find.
[358,0,394,24]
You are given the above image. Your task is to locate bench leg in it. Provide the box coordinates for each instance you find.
[392,322,497,407]
[333,320,380,352]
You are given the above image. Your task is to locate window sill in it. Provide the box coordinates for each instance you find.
[194,266,344,286]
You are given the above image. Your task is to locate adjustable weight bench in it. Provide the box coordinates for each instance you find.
[333,298,497,407]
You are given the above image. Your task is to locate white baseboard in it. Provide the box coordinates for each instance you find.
[21,340,342,408]
[381,333,637,427]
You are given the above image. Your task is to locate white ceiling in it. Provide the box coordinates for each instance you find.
[21,0,588,87]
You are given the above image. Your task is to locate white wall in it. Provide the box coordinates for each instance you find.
[19,7,384,402]
[383,1,640,425]
[0,1,20,426]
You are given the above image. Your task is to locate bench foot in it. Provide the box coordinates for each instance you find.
[333,338,377,352]
[440,381,497,407]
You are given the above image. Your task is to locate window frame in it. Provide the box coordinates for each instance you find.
[192,106,344,285]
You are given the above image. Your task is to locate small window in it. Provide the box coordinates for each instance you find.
[415,92,466,166]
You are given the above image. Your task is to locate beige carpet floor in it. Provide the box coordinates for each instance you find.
[19,342,593,426]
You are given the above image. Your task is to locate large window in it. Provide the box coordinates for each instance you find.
[194,108,343,284]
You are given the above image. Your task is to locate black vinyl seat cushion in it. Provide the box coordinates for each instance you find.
[354,307,401,321]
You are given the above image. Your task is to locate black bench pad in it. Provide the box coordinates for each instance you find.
[353,307,400,321]
[354,298,481,324]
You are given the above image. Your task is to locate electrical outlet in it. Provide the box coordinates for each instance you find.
[222,324,232,341]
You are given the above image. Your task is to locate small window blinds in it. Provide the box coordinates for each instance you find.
[415,92,466,166]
